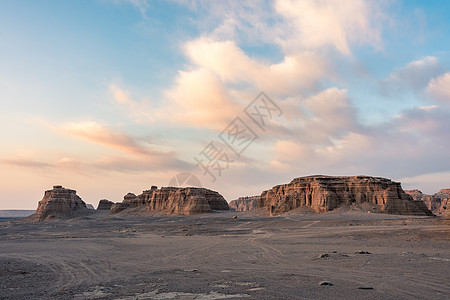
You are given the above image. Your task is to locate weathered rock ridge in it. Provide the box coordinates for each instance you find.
[229,196,259,211]
[97,199,114,210]
[405,189,449,216]
[31,186,90,221]
[110,186,229,215]
[259,176,434,216]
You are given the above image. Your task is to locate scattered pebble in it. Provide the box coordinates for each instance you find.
[319,281,333,286]
[358,286,374,290]
[317,253,330,258]
[355,250,371,254]
[233,215,238,219]
[184,233,191,237]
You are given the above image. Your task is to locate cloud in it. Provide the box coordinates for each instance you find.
[427,72,450,103]
[399,171,450,194]
[379,56,444,96]
[274,0,383,55]
[164,68,241,131]
[57,121,191,173]
[0,159,53,170]
[120,0,150,17]
[60,121,156,156]
[302,88,356,138]
[95,155,191,173]
[0,157,90,177]
[109,84,154,123]
[264,88,357,145]
[179,0,384,56]
[262,83,450,184]
[184,37,327,95]
[179,0,279,45]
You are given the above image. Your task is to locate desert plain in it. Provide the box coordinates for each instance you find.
[1,208,449,300]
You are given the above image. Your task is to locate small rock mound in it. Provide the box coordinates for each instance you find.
[97,199,114,210]
[110,186,229,215]
[29,186,90,221]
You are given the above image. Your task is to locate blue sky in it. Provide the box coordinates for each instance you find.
[1,0,450,209]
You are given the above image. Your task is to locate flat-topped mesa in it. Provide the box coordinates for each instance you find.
[259,176,434,216]
[32,185,90,221]
[110,186,229,215]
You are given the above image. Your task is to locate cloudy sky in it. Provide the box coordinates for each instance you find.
[1,0,450,209]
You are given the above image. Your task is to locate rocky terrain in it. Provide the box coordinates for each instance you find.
[259,175,433,216]
[406,189,449,216]
[110,186,229,215]
[0,210,35,218]
[0,211,448,299]
[27,186,91,221]
[229,196,259,211]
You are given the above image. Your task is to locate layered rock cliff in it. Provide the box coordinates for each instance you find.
[405,189,449,216]
[31,186,90,221]
[110,186,229,215]
[259,176,433,216]
[229,196,259,211]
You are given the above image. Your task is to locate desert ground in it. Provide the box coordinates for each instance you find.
[1,209,449,300]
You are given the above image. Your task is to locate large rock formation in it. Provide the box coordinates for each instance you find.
[31,186,90,221]
[97,199,114,210]
[110,186,229,215]
[259,176,434,216]
[405,189,449,216]
[229,196,259,211]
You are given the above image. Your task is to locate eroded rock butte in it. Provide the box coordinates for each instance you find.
[259,175,434,216]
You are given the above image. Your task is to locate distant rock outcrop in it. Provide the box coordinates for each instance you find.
[97,199,114,210]
[109,186,229,215]
[405,189,449,216]
[30,186,90,221]
[259,176,434,216]
[229,196,259,211]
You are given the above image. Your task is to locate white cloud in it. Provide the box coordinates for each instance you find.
[179,0,384,56]
[274,0,383,55]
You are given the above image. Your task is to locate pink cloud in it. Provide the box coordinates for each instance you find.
[428,72,450,103]
[164,68,241,131]
[60,121,156,156]
[109,84,154,123]
[184,38,326,95]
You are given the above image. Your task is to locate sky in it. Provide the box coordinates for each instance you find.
[1,0,450,209]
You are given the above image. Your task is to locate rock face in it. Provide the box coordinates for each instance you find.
[405,189,449,216]
[259,176,434,216]
[97,199,114,210]
[31,186,90,221]
[110,186,229,215]
[229,196,259,211]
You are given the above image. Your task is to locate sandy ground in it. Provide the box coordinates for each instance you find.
[0,209,449,300]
